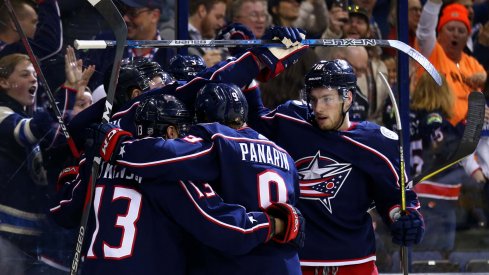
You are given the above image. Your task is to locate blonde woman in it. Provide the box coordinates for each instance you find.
[410,73,466,257]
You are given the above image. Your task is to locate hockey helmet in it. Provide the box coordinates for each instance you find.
[104,60,150,111]
[168,54,206,82]
[195,83,248,127]
[133,57,174,87]
[135,94,193,138]
[304,59,357,99]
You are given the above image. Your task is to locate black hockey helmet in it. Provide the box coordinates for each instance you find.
[135,94,193,138]
[195,83,248,127]
[104,60,150,111]
[133,57,174,87]
[168,54,206,82]
[304,59,357,100]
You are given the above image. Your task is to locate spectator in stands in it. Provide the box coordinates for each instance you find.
[83,0,175,93]
[410,73,466,258]
[268,0,301,27]
[188,0,227,67]
[383,56,397,88]
[259,0,318,109]
[0,53,80,275]
[58,0,108,49]
[319,0,349,40]
[473,20,489,72]
[293,0,328,38]
[0,0,62,60]
[352,0,382,39]
[385,0,422,57]
[416,0,486,126]
[0,0,63,106]
[228,0,269,38]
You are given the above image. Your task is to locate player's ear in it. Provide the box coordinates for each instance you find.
[166,126,179,139]
[343,90,354,111]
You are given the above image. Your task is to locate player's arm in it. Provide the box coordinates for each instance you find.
[149,180,304,255]
[366,133,424,246]
[49,156,91,228]
[87,123,220,181]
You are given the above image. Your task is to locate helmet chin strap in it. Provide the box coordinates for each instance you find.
[333,97,352,131]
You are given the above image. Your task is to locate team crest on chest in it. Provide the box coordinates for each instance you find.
[296,151,351,214]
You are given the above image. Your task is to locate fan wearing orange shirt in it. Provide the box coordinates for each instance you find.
[415,0,486,126]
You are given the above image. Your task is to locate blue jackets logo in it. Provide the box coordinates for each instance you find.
[296,151,351,214]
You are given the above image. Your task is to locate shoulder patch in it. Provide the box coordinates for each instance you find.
[257,133,269,140]
[426,113,443,125]
[291,100,307,106]
[380,126,398,140]
[0,106,15,124]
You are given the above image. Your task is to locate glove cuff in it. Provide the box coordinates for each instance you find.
[100,128,133,162]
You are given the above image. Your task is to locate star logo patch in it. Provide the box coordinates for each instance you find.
[296,151,351,214]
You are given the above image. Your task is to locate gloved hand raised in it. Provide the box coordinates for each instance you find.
[250,26,308,81]
[262,26,304,48]
[389,207,425,246]
[216,23,256,57]
[265,202,305,249]
[85,123,133,163]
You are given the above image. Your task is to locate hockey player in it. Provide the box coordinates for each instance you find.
[90,83,304,275]
[52,93,301,274]
[167,54,206,83]
[132,57,174,89]
[243,59,425,274]
[69,25,308,147]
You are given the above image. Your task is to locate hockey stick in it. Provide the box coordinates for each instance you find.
[410,91,485,186]
[379,72,409,275]
[4,0,80,158]
[74,38,442,86]
[70,1,127,274]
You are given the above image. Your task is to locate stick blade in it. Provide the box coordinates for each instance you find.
[461,91,485,145]
[413,91,485,184]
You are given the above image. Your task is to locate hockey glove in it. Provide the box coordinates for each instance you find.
[389,207,425,247]
[216,23,255,57]
[56,165,79,192]
[265,203,305,249]
[85,123,133,163]
[250,26,308,81]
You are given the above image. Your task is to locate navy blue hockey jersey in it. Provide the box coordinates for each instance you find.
[410,109,465,200]
[67,52,262,147]
[244,88,420,267]
[50,153,274,275]
[114,123,302,274]
[0,87,77,254]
